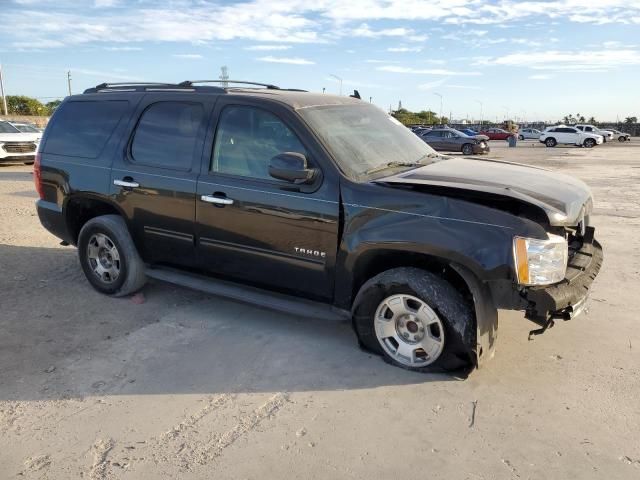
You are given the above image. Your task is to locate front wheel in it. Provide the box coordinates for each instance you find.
[619,136,626,142]
[518,135,524,140]
[583,138,596,148]
[78,215,146,297]
[545,138,557,147]
[352,268,475,372]
[461,143,474,155]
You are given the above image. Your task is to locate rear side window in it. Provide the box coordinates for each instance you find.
[131,102,204,170]
[44,101,128,158]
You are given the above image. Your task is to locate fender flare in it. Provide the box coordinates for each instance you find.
[451,263,498,367]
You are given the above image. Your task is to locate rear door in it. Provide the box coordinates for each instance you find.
[110,94,213,267]
[195,98,340,300]
[423,130,443,150]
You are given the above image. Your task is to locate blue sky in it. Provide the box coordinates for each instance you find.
[1,0,639,122]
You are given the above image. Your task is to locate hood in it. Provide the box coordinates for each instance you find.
[472,134,489,141]
[378,156,592,226]
[0,132,40,142]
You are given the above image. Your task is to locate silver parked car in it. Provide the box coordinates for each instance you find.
[518,128,542,140]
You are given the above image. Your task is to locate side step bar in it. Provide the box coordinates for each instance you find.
[146,267,350,322]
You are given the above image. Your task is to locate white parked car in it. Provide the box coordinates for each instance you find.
[518,128,542,140]
[539,125,603,148]
[605,128,631,142]
[574,124,613,142]
[0,121,40,164]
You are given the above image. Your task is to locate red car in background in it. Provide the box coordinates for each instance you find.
[479,128,513,140]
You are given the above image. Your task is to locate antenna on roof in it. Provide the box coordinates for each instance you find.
[219,66,229,88]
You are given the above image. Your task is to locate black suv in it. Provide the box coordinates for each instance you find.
[35,81,603,372]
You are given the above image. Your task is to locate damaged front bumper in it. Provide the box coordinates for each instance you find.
[523,231,603,335]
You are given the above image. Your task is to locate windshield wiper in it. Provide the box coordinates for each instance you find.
[364,161,422,175]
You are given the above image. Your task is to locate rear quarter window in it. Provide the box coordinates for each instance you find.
[43,100,129,158]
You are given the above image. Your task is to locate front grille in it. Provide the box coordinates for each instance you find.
[2,142,36,153]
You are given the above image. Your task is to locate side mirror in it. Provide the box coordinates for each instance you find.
[269,152,317,184]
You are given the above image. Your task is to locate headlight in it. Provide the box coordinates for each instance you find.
[513,233,568,285]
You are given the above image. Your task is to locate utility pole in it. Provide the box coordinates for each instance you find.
[219,66,229,88]
[67,70,72,96]
[329,74,342,95]
[0,63,8,115]
[433,92,443,122]
[322,87,325,94]
[369,96,372,103]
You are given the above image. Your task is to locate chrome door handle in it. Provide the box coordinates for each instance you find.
[114,179,140,188]
[201,195,234,205]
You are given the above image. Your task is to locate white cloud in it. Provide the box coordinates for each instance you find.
[446,84,482,89]
[257,55,315,65]
[418,79,447,90]
[245,45,292,50]
[529,74,552,80]
[477,49,640,72]
[378,65,482,76]
[105,46,142,51]
[172,54,203,59]
[387,46,422,52]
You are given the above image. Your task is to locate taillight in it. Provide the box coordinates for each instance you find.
[34,152,44,199]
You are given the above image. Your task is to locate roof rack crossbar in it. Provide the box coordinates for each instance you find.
[95,82,182,89]
[179,80,280,90]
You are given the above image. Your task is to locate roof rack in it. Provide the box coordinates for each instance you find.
[84,82,225,94]
[179,80,280,89]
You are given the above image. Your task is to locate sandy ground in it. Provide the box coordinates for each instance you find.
[1,140,639,479]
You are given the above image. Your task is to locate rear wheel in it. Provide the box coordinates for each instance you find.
[352,267,475,373]
[78,215,146,297]
[461,143,474,155]
[545,137,557,147]
[583,138,596,148]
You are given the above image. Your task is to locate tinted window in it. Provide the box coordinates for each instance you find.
[131,102,203,170]
[559,128,577,133]
[44,101,128,158]
[212,106,306,180]
[0,121,21,133]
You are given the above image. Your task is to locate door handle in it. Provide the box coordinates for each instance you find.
[201,194,234,206]
[114,179,140,188]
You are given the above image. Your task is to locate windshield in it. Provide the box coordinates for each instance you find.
[298,103,438,180]
[15,124,39,133]
[0,121,21,134]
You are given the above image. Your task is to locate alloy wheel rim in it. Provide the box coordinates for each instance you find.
[87,233,121,284]
[374,294,445,367]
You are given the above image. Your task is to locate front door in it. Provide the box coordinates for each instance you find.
[111,95,212,267]
[195,101,340,301]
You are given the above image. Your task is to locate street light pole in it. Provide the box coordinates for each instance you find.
[329,74,343,95]
[475,99,483,126]
[67,70,72,96]
[433,92,443,122]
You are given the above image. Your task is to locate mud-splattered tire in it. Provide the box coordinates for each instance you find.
[352,267,475,373]
[78,215,146,297]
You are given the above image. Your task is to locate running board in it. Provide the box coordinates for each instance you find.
[146,267,350,322]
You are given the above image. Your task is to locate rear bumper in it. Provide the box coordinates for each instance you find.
[36,199,72,244]
[524,236,603,325]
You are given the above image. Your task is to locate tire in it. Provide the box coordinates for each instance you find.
[77,214,146,297]
[619,136,626,142]
[352,267,475,373]
[545,137,557,147]
[23,161,35,165]
[583,138,596,148]
[518,135,524,141]
[461,143,474,155]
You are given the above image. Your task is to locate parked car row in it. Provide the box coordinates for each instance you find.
[412,126,490,155]
[0,120,41,164]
